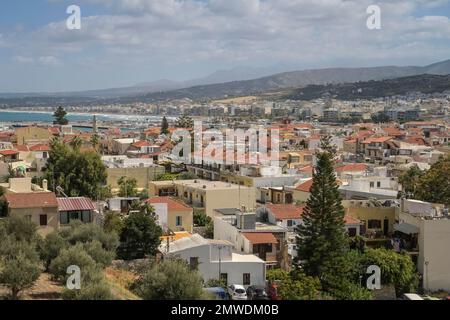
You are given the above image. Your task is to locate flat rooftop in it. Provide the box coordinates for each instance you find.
[174,179,253,191]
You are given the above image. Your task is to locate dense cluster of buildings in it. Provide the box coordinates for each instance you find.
[0,109,449,294]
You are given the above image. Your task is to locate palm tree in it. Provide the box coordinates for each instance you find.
[70,136,83,151]
[90,134,100,152]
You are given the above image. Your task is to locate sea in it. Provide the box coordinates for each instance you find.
[0,110,176,132]
[0,110,150,123]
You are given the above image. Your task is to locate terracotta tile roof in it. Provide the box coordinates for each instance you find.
[147,197,192,211]
[48,127,60,135]
[57,197,95,212]
[266,204,304,220]
[299,166,313,173]
[5,192,58,209]
[242,232,278,245]
[30,144,51,152]
[344,215,362,225]
[296,179,313,192]
[132,140,152,148]
[362,136,393,144]
[336,163,368,172]
[14,144,30,152]
[383,127,405,137]
[0,149,19,156]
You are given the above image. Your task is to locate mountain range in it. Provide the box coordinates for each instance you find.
[1,59,450,105]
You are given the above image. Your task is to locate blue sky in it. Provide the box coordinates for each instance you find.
[1,0,450,92]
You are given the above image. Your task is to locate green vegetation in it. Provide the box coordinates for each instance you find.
[161,116,169,135]
[117,210,163,260]
[398,155,450,205]
[117,177,138,197]
[0,216,41,299]
[53,106,69,125]
[175,115,194,129]
[267,269,321,300]
[44,139,108,200]
[296,139,348,287]
[131,259,205,300]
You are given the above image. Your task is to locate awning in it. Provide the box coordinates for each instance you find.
[394,223,419,235]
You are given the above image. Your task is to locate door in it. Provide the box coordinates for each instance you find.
[40,214,48,226]
[383,219,389,236]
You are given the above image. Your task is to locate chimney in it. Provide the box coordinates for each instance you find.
[42,179,48,192]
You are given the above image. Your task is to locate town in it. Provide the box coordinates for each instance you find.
[0,93,449,301]
[0,0,449,306]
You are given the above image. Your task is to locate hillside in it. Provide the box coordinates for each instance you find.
[283,74,450,100]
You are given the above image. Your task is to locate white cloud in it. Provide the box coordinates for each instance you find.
[3,0,450,91]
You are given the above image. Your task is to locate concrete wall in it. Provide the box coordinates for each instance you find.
[421,219,450,292]
[167,244,265,287]
[9,206,59,236]
[107,166,165,189]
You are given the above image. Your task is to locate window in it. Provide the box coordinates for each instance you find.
[348,228,357,237]
[82,211,91,223]
[287,220,293,227]
[368,219,382,229]
[220,273,228,286]
[40,215,48,226]
[243,273,251,286]
[190,257,199,270]
[176,216,183,227]
[377,181,381,188]
[60,212,69,225]
[370,182,375,188]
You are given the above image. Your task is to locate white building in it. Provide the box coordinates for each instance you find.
[395,199,450,292]
[160,234,266,287]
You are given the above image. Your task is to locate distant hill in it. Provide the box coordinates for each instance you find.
[1,59,450,105]
[284,74,450,101]
[132,60,450,103]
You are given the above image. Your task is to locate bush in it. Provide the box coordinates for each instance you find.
[39,232,68,271]
[61,265,113,300]
[0,241,41,300]
[61,221,119,252]
[83,241,115,267]
[117,212,162,260]
[6,215,38,242]
[132,259,204,300]
[103,212,124,235]
[49,244,97,282]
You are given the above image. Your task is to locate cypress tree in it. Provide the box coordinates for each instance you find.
[161,116,169,135]
[296,137,348,288]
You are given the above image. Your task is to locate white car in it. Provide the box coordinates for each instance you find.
[227,285,248,300]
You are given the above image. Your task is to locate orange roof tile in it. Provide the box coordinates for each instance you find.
[147,197,193,211]
[296,179,313,192]
[242,232,278,244]
[266,204,304,220]
[5,192,58,209]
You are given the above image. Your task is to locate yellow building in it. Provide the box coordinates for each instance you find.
[149,179,256,218]
[342,200,396,238]
[15,126,52,146]
[147,197,194,233]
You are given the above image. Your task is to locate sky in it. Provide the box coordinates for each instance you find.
[0,0,450,92]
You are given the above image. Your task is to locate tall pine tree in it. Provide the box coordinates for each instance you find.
[296,137,348,288]
[161,116,169,135]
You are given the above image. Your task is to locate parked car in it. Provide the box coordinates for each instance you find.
[246,285,269,300]
[227,284,248,300]
[203,287,228,300]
